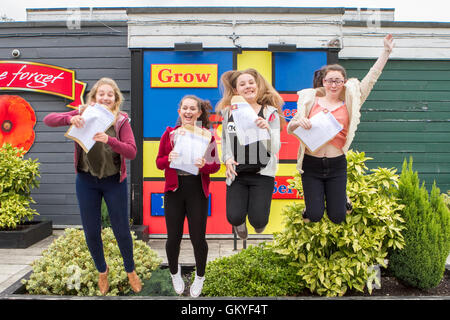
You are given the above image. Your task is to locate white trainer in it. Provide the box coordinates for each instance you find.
[170,264,185,295]
[190,273,205,298]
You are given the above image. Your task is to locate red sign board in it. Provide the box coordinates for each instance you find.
[273,176,301,199]
[0,61,86,108]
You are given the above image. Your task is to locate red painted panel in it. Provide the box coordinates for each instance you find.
[143,180,231,234]
[279,125,300,161]
[273,176,301,199]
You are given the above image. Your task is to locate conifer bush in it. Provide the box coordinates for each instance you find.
[23,228,162,296]
[388,158,450,289]
[271,150,406,296]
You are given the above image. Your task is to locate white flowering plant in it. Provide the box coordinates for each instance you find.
[23,228,162,296]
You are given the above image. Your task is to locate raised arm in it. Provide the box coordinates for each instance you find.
[372,34,394,72]
[359,34,394,104]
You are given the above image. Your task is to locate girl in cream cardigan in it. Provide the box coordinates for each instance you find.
[217,68,285,239]
[288,34,394,224]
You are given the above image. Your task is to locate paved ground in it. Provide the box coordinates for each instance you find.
[1,229,449,295]
[0,229,267,294]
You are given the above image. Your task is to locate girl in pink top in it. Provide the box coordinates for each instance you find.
[156,95,220,297]
[308,101,349,150]
[43,77,141,295]
[288,34,394,224]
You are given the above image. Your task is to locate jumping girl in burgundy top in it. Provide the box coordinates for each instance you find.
[43,77,142,295]
[156,95,220,297]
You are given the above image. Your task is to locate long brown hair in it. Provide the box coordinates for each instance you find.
[216,68,286,127]
[179,95,212,128]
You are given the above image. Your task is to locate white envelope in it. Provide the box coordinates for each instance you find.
[293,110,343,153]
[65,103,115,153]
[230,95,270,145]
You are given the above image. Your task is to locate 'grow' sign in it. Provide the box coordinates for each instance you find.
[150,64,218,88]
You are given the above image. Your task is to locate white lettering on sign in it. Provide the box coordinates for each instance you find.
[5,65,65,89]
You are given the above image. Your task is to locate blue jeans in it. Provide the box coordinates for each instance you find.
[76,172,135,273]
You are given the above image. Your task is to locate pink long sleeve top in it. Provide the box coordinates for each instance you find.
[43,108,136,183]
[156,125,220,197]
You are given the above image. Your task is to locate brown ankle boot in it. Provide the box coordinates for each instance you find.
[98,266,109,295]
[127,270,142,293]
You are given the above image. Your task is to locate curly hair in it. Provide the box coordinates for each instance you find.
[178,95,212,128]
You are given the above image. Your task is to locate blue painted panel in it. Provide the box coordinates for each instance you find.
[143,51,234,138]
[150,193,212,217]
[151,193,165,216]
[274,51,327,92]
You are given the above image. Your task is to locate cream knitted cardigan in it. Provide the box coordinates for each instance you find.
[287,67,382,173]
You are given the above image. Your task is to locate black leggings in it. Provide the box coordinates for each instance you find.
[164,175,208,277]
[301,154,347,224]
[226,173,275,229]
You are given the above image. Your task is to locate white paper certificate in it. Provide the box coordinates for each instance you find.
[230,95,270,145]
[293,110,343,153]
[169,126,211,175]
[65,103,115,153]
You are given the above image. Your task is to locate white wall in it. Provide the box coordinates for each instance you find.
[127,8,450,60]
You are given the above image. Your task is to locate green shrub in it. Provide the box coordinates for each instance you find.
[388,158,450,289]
[101,198,111,228]
[23,228,162,296]
[202,244,305,297]
[130,267,177,296]
[271,150,406,297]
[443,191,450,210]
[0,143,40,230]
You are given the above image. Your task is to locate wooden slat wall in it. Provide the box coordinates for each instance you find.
[340,59,450,192]
[0,22,130,226]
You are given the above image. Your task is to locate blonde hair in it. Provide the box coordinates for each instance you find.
[216,68,285,127]
[86,77,125,121]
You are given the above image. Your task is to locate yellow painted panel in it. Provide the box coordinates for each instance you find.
[211,164,227,178]
[276,163,298,176]
[237,51,272,85]
[143,140,297,179]
[247,199,304,234]
[144,140,227,178]
[143,141,164,178]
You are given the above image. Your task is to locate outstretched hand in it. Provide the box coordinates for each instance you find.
[384,34,394,53]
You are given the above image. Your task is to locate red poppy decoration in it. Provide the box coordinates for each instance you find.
[0,95,36,153]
